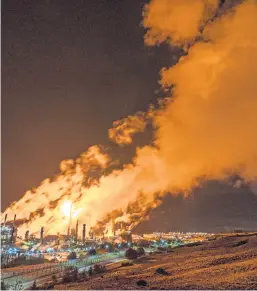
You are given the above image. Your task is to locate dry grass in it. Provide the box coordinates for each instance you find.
[55,234,257,290]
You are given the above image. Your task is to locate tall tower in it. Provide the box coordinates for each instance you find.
[10,214,17,243]
[4,214,7,227]
[82,224,86,244]
[40,227,44,243]
[25,230,29,241]
[13,214,16,224]
[76,220,79,242]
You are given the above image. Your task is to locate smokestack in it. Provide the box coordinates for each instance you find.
[76,220,78,242]
[4,214,7,227]
[25,230,29,241]
[82,224,86,243]
[10,214,17,244]
[40,227,44,243]
[10,226,15,244]
[112,219,116,236]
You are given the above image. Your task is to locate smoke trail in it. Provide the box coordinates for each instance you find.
[109,112,148,145]
[152,0,257,191]
[2,0,257,237]
[2,144,168,236]
[108,105,155,146]
[143,0,219,47]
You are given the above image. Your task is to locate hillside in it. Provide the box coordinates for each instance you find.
[55,234,257,290]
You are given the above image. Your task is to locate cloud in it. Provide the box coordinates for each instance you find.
[143,0,219,47]
[154,0,257,191]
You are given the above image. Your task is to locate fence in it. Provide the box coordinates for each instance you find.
[2,251,125,289]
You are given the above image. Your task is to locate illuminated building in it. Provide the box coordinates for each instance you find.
[0,225,13,245]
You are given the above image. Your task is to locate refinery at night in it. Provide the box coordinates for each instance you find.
[2,0,257,289]
[1,212,213,268]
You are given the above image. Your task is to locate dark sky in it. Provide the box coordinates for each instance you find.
[2,0,173,210]
[136,181,257,233]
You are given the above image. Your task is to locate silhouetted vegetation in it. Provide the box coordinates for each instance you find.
[62,266,78,283]
[125,248,138,260]
[88,266,93,276]
[137,247,145,257]
[121,260,134,267]
[1,280,9,290]
[67,251,77,260]
[166,246,173,253]
[156,267,169,275]
[52,274,57,285]
[31,281,37,290]
[157,246,166,252]
[233,240,248,247]
[137,279,147,286]
[93,264,107,274]
[88,249,97,256]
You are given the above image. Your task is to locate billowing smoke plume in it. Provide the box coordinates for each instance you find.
[108,106,154,145]
[2,0,257,237]
[109,112,148,145]
[143,0,219,47]
[153,0,257,191]
[2,144,168,236]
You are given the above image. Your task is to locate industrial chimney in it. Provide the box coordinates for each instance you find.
[25,230,29,241]
[76,220,79,242]
[10,226,15,244]
[13,214,16,225]
[40,227,44,243]
[112,219,116,236]
[82,224,86,244]
[4,214,7,227]
[10,214,17,243]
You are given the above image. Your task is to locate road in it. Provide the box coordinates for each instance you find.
[22,257,125,290]
[2,252,125,290]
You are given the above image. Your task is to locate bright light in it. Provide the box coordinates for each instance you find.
[8,248,17,255]
[60,200,82,218]
[61,200,72,217]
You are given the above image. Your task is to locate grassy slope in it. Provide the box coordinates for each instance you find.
[55,234,257,290]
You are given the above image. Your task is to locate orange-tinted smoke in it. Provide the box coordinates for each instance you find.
[143,0,219,47]
[150,0,257,191]
[108,107,155,145]
[2,0,257,237]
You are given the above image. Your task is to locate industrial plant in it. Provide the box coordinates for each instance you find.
[0,212,213,269]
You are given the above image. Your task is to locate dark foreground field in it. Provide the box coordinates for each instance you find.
[55,234,257,290]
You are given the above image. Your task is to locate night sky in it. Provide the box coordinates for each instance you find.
[2,0,257,231]
[2,0,173,210]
